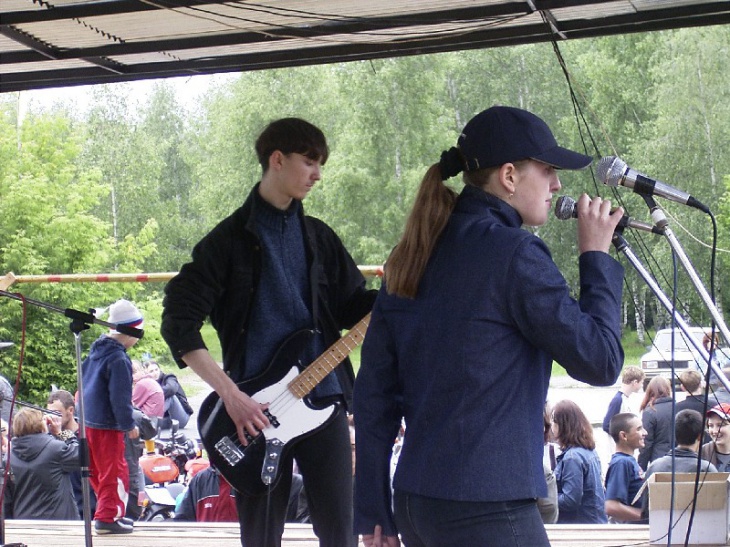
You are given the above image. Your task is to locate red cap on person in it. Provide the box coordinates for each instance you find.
[707,403,730,420]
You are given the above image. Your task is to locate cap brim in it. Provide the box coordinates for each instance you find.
[531,146,593,170]
[707,408,730,420]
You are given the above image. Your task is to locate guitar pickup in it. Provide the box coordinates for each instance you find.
[264,409,280,428]
[215,436,244,466]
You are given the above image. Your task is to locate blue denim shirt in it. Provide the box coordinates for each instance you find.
[555,446,608,523]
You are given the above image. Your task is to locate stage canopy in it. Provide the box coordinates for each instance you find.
[2,0,730,92]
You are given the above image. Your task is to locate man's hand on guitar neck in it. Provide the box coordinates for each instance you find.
[181,348,270,445]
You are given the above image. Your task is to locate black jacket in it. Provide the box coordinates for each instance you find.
[161,184,376,408]
[638,396,674,469]
[5,432,80,520]
[158,372,194,415]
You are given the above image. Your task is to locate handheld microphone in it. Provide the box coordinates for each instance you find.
[596,156,709,213]
[554,196,663,235]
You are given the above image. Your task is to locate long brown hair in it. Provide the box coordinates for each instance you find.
[552,400,596,450]
[385,158,521,299]
[640,376,671,411]
[384,164,458,298]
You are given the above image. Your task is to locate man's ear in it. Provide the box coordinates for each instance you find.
[268,150,284,171]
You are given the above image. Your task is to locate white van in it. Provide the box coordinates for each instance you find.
[640,327,729,381]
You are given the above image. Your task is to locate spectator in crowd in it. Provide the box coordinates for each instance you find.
[675,370,710,443]
[702,333,730,404]
[47,389,96,518]
[0,419,8,457]
[0,372,13,425]
[125,407,156,520]
[708,368,730,406]
[174,464,309,523]
[4,408,79,520]
[174,465,238,522]
[638,376,673,470]
[605,413,647,523]
[145,360,194,429]
[131,360,164,424]
[701,403,730,472]
[676,370,706,414]
[641,409,717,518]
[82,298,142,535]
[552,400,606,524]
[353,105,624,546]
[538,405,559,524]
[602,366,645,434]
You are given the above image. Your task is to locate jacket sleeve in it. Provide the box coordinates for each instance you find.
[556,452,585,513]
[507,240,624,387]
[108,356,136,431]
[161,222,233,367]
[53,436,81,473]
[161,374,181,399]
[353,293,402,537]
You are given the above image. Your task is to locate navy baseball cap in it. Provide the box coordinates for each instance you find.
[457,106,592,171]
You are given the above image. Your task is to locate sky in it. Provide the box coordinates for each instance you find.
[14,73,237,118]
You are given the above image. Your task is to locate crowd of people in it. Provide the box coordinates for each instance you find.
[1,107,729,547]
[0,299,196,535]
[539,363,729,528]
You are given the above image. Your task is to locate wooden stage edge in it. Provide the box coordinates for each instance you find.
[0,521,664,547]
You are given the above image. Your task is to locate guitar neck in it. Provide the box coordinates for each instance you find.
[288,313,372,399]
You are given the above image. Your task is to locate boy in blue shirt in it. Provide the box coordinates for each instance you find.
[605,412,647,523]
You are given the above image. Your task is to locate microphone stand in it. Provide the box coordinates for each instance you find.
[611,232,730,393]
[0,289,143,547]
[646,205,730,353]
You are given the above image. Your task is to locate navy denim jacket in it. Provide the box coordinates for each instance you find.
[354,185,624,536]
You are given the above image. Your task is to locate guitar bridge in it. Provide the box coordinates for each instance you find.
[215,436,244,466]
[261,438,284,485]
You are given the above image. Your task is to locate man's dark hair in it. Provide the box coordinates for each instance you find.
[609,412,637,443]
[255,118,329,172]
[47,389,75,410]
[675,409,704,446]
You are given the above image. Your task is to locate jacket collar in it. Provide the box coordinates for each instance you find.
[456,184,523,228]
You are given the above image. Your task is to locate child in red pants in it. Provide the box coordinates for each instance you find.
[82,299,143,534]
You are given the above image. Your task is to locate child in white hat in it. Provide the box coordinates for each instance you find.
[81,299,143,535]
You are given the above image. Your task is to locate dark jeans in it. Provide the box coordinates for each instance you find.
[393,491,551,547]
[235,407,356,547]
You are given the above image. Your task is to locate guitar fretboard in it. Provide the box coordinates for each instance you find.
[288,313,371,399]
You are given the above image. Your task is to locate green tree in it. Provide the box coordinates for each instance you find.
[0,105,167,402]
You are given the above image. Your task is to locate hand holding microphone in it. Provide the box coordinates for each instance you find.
[554,195,664,235]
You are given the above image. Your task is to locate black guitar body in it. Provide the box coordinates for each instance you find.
[198,328,340,496]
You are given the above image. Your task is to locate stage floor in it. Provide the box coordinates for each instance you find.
[0,521,658,546]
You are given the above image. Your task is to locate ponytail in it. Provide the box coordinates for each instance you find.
[385,164,458,298]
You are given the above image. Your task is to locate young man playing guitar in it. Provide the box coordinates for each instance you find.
[161,117,376,547]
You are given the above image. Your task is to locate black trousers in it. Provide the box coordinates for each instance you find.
[235,406,356,547]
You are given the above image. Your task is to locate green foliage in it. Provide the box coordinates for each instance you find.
[0,103,168,403]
